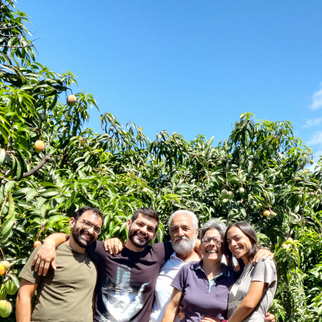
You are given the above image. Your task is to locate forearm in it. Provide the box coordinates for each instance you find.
[44,232,68,247]
[161,303,179,322]
[228,281,267,322]
[16,293,32,322]
[227,300,254,322]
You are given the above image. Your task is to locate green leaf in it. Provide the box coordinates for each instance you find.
[0,214,15,238]
[41,190,60,198]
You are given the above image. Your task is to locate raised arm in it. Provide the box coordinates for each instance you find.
[227,281,267,322]
[33,233,68,276]
[161,288,183,322]
[16,279,38,322]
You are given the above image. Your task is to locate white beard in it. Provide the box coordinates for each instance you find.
[172,236,196,256]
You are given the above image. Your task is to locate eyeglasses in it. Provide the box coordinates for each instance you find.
[78,219,101,235]
[201,237,223,245]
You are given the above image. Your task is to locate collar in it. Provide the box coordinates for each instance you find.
[194,260,231,277]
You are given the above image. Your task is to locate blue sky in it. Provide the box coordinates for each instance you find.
[17,0,322,168]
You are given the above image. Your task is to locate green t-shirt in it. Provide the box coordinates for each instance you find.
[20,242,97,322]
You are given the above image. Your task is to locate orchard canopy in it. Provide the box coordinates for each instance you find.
[0,1,322,321]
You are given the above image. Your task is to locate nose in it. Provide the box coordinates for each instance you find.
[208,238,217,247]
[139,225,148,234]
[230,240,237,248]
[87,226,95,234]
[177,227,185,237]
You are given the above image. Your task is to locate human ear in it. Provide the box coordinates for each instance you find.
[70,217,76,228]
[126,218,132,231]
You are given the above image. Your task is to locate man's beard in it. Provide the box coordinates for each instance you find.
[71,226,94,248]
[128,229,153,248]
[172,236,196,256]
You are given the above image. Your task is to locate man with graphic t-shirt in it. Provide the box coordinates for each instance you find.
[33,207,173,322]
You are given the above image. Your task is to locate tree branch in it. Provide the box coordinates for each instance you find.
[0,174,9,183]
[0,24,24,30]
[16,154,53,180]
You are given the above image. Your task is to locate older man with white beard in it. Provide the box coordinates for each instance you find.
[150,210,201,322]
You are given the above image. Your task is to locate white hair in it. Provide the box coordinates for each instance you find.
[168,210,199,232]
[200,219,227,239]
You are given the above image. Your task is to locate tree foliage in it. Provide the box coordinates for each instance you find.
[0,1,321,321]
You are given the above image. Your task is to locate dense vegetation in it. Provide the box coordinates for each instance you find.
[0,1,321,321]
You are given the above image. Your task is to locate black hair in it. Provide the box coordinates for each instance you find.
[74,206,103,222]
[131,207,159,232]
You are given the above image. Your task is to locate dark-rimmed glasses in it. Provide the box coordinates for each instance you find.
[78,219,101,235]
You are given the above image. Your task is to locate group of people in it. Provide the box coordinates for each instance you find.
[16,206,277,322]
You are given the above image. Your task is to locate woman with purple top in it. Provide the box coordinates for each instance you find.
[161,219,237,322]
[161,220,276,322]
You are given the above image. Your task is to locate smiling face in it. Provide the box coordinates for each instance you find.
[226,226,253,264]
[70,211,103,249]
[200,228,223,264]
[170,213,197,256]
[126,213,158,251]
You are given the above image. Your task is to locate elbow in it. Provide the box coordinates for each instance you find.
[241,298,258,311]
[16,290,22,304]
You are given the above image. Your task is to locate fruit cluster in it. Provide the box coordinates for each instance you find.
[0,260,17,318]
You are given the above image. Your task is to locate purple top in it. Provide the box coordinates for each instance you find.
[171,260,237,322]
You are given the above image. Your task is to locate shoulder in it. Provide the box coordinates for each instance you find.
[151,242,173,259]
[151,241,172,251]
[183,260,201,275]
[86,240,106,258]
[223,264,237,279]
[251,259,277,283]
[253,259,276,272]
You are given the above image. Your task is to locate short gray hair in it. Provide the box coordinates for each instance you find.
[168,210,198,232]
[200,219,227,239]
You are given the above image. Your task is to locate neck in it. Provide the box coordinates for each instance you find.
[66,238,86,253]
[176,250,201,263]
[202,259,222,280]
[125,240,145,252]
[242,255,250,265]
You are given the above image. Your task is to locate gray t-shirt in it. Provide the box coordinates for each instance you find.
[227,260,277,321]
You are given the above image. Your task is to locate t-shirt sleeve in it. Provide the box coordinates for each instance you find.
[170,264,187,292]
[19,246,43,285]
[86,240,104,262]
[251,260,277,285]
[153,242,173,266]
[164,241,174,262]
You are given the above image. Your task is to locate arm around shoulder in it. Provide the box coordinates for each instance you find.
[33,232,68,276]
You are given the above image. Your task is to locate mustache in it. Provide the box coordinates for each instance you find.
[174,236,190,242]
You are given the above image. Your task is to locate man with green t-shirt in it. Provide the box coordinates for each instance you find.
[16,207,103,322]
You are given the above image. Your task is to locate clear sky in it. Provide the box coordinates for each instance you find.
[17,0,322,168]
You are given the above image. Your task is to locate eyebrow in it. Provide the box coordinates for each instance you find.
[83,220,100,230]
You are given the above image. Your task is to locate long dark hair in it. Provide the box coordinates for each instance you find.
[224,221,260,271]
